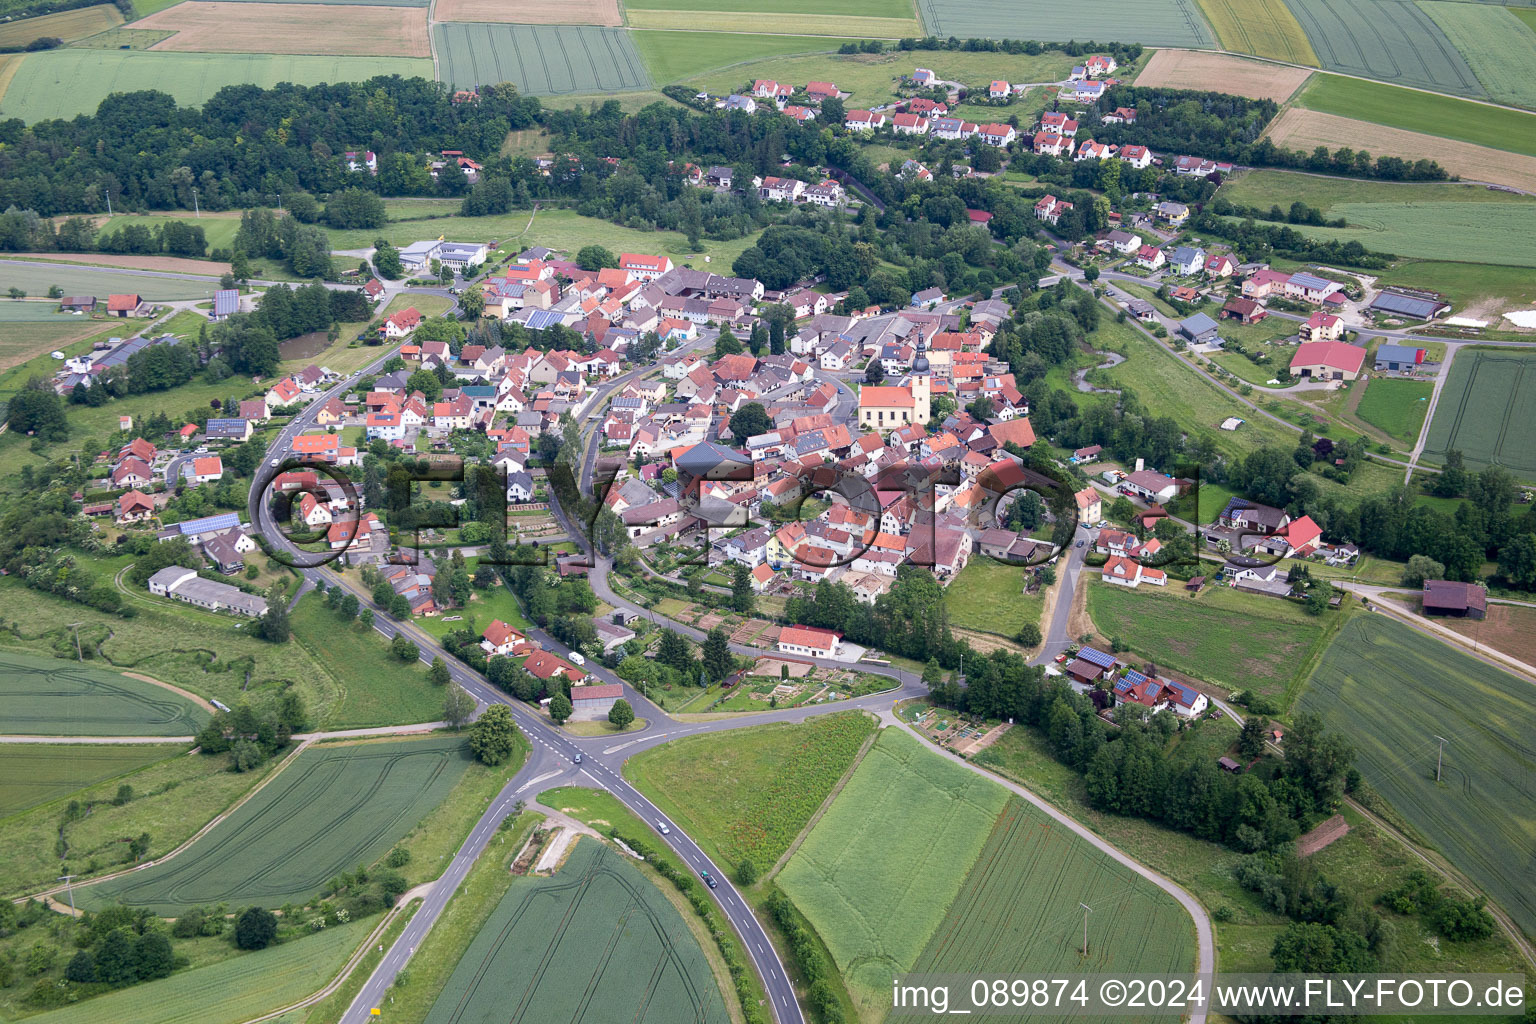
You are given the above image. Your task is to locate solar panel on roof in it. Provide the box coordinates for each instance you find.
[1077,646,1116,668]
[177,512,240,535]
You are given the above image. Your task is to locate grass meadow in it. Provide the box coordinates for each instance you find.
[1220,169,1536,210]
[0,259,218,300]
[1299,615,1536,938]
[1353,377,1432,445]
[943,558,1045,638]
[1373,260,1536,318]
[1282,0,1481,95]
[913,796,1198,1021]
[1085,581,1332,702]
[433,23,648,95]
[421,839,729,1024]
[1422,347,1536,476]
[777,728,1008,1016]
[624,712,875,874]
[628,30,852,86]
[25,919,369,1024]
[290,594,445,727]
[0,50,431,122]
[1191,0,1316,64]
[81,735,472,913]
[1418,1,1536,110]
[0,319,119,375]
[1295,74,1536,158]
[0,743,185,818]
[0,650,210,736]
[678,47,1078,108]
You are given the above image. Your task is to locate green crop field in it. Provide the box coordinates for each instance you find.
[778,728,1008,1015]
[0,50,431,122]
[944,558,1045,638]
[0,651,210,736]
[81,736,471,913]
[629,9,919,36]
[1282,0,1481,94]
[1295,74,1536,158]
[916,0,1212,45]
[1221,169,1536,210]
[1420,1,1536,109]
[433,23,649,95]
[422,838,728,1024]
[678,47,1077,108]
[1085,582,1328,701]
[27,919,368,1024]
[1353,377,1432,445]
[0,259,218,300]
[1422,347,1536,476]
[0,744,184,818]
[913,796,1196,1016]
[0,4,122,48]
[1193,0,1317,64]
[627,0,907,11]
[1299,615,1536,937]
[1274,202,1536,267]
[625,712,874,874]
[290,594,443,728]
[634,30,852,84]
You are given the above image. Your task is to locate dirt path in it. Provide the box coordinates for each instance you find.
[121,671,218,714]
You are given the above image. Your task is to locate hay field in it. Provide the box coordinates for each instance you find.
[421,839,729,1024]
[0,3,122,47]
[12,251,233,274]
[916,0,1213,47]
[433,23,648,93]
[1282,0,1481,94]
[0,651,211,737]
[1135,48,1311,99]
[81,736,472,913]
[627,8,921,36]
[1299,615,1536,937]
[1191,0,1316,64]
[137,2,429,56]
[1422,347,1536,475]
[0,49,431,121]
[1265,107,1536,193]
[434,0,618,22]
[777,728,1008,1016]
[914,797,1197,1021]
[1419,1,1536,109]
[0,320,115,372]
[1297,73,1536,157]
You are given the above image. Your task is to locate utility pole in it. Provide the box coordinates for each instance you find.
[192,187,200,218]
[1079,903,1093,955]
[67,622,83,662]
[1434,735,1447,783]
[58,875,78,914]
[105,190,112,216]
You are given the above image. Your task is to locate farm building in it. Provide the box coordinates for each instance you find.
[777,625,842,658]
[146,566,266,617]
[1421,580,1486,619]
[211,289,239,321]
[1374,344,1427,371]
[59,296,95,312]
[1290,341,1365,381]
[1221,297,1266,324]
[569,683,624,721]
[1370,291,1450,321]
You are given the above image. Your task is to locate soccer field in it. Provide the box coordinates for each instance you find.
[0,651,210,737]
[80,736,471,913]
[1422,347,1536,477]
[422,839,728,1024]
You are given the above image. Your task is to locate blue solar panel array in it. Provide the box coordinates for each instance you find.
[1077,646,1117,669]
[177,512,240,535]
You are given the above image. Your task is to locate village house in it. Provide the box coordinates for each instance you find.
[1289,341,1364,381]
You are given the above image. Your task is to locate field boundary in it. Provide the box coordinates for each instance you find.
[764,716,880,882]
[13,738,311,908]
[121,670,219,714]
